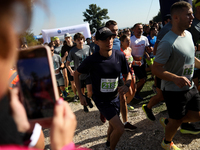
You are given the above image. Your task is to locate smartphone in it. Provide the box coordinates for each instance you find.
[17,46,59,120]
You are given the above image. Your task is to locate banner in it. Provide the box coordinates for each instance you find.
[41,23,91,43]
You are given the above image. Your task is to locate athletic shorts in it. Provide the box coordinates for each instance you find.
[163,86,200,120]
[80,76,92,88]
[67,68,74,82]
[118,78,124,87]
[132,64,147,79]
[193,69,200,79]
[94,95,120,120]
[156,76,161,89]
[56,74,65,87]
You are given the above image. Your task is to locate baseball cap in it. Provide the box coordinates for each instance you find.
[95,27,116,41]
[64,33,71,38]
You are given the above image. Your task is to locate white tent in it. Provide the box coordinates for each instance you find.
[41,23,91,43]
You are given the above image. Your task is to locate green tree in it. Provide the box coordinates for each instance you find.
[20,30,41,46]
[152,10,162,23]
[83,4,110,34]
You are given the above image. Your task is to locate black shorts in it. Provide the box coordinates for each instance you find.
[80,76,92,88]
[132,64,147,79]
[118,78,124,87]
[156,76,161,89]
[163,86,200,120]
[94,95,120,120]
[67,68,74,82]
[193,69,200,79]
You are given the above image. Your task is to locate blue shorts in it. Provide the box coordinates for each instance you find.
[93,95,120,121]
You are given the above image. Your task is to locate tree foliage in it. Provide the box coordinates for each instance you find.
[152,10,162,23]
[20,30,41,46]
[83,4,110,34]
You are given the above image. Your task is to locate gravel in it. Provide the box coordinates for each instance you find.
[44,101,200,150]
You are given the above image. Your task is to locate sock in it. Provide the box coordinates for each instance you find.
[164,139,171,144]
[165,119,169,125]
[106,141,110,147]
[65,87,69,92]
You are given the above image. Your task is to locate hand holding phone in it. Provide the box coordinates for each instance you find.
[17,46,59,120]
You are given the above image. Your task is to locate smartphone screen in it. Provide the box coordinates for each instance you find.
[17,47,56,119]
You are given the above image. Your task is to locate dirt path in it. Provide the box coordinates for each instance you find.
[44,101,200,150]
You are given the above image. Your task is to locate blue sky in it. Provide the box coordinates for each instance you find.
[30,0,160,35]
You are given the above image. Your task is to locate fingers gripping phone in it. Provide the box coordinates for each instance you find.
[17,46,59,120]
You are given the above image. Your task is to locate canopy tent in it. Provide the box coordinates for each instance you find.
[41,23,91,44]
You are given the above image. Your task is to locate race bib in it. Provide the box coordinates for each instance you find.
[127,55,133,64]
[196,51,200,60]
[100,78,118,93]
[70,60,74,67]
[182,64,194,80]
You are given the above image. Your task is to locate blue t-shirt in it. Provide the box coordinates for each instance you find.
[113,38,120,51]
[77,49,130,102]
[147,35,157,48]
[147,35,157,58]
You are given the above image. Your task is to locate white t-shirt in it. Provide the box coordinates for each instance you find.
[130,35,149,58]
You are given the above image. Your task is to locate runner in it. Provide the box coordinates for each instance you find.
[66,33,92,112]
[152,2,200,149]
[61,33,79,101]
[48,42,68,99]
[119,34,142,110]
[105,20,136,130]
[74,27,132,150]
[130,23,149,100]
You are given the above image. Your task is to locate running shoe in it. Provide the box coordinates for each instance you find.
[180,123,200,135]
[134,94,143,100]
[100,113,106,123]
[127,104,134,111]
[161,139,180,150]
[142,104,155,121]
[83,106,89,113]
[152,84,157,94]
[73,95,79,102]
[124,122,137,131]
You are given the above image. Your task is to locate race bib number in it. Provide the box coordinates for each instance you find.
[196,51,200,60]
[70,60,74,67]
[182,64,194,80]
[127,56,133,64]
[100,78,118,93]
